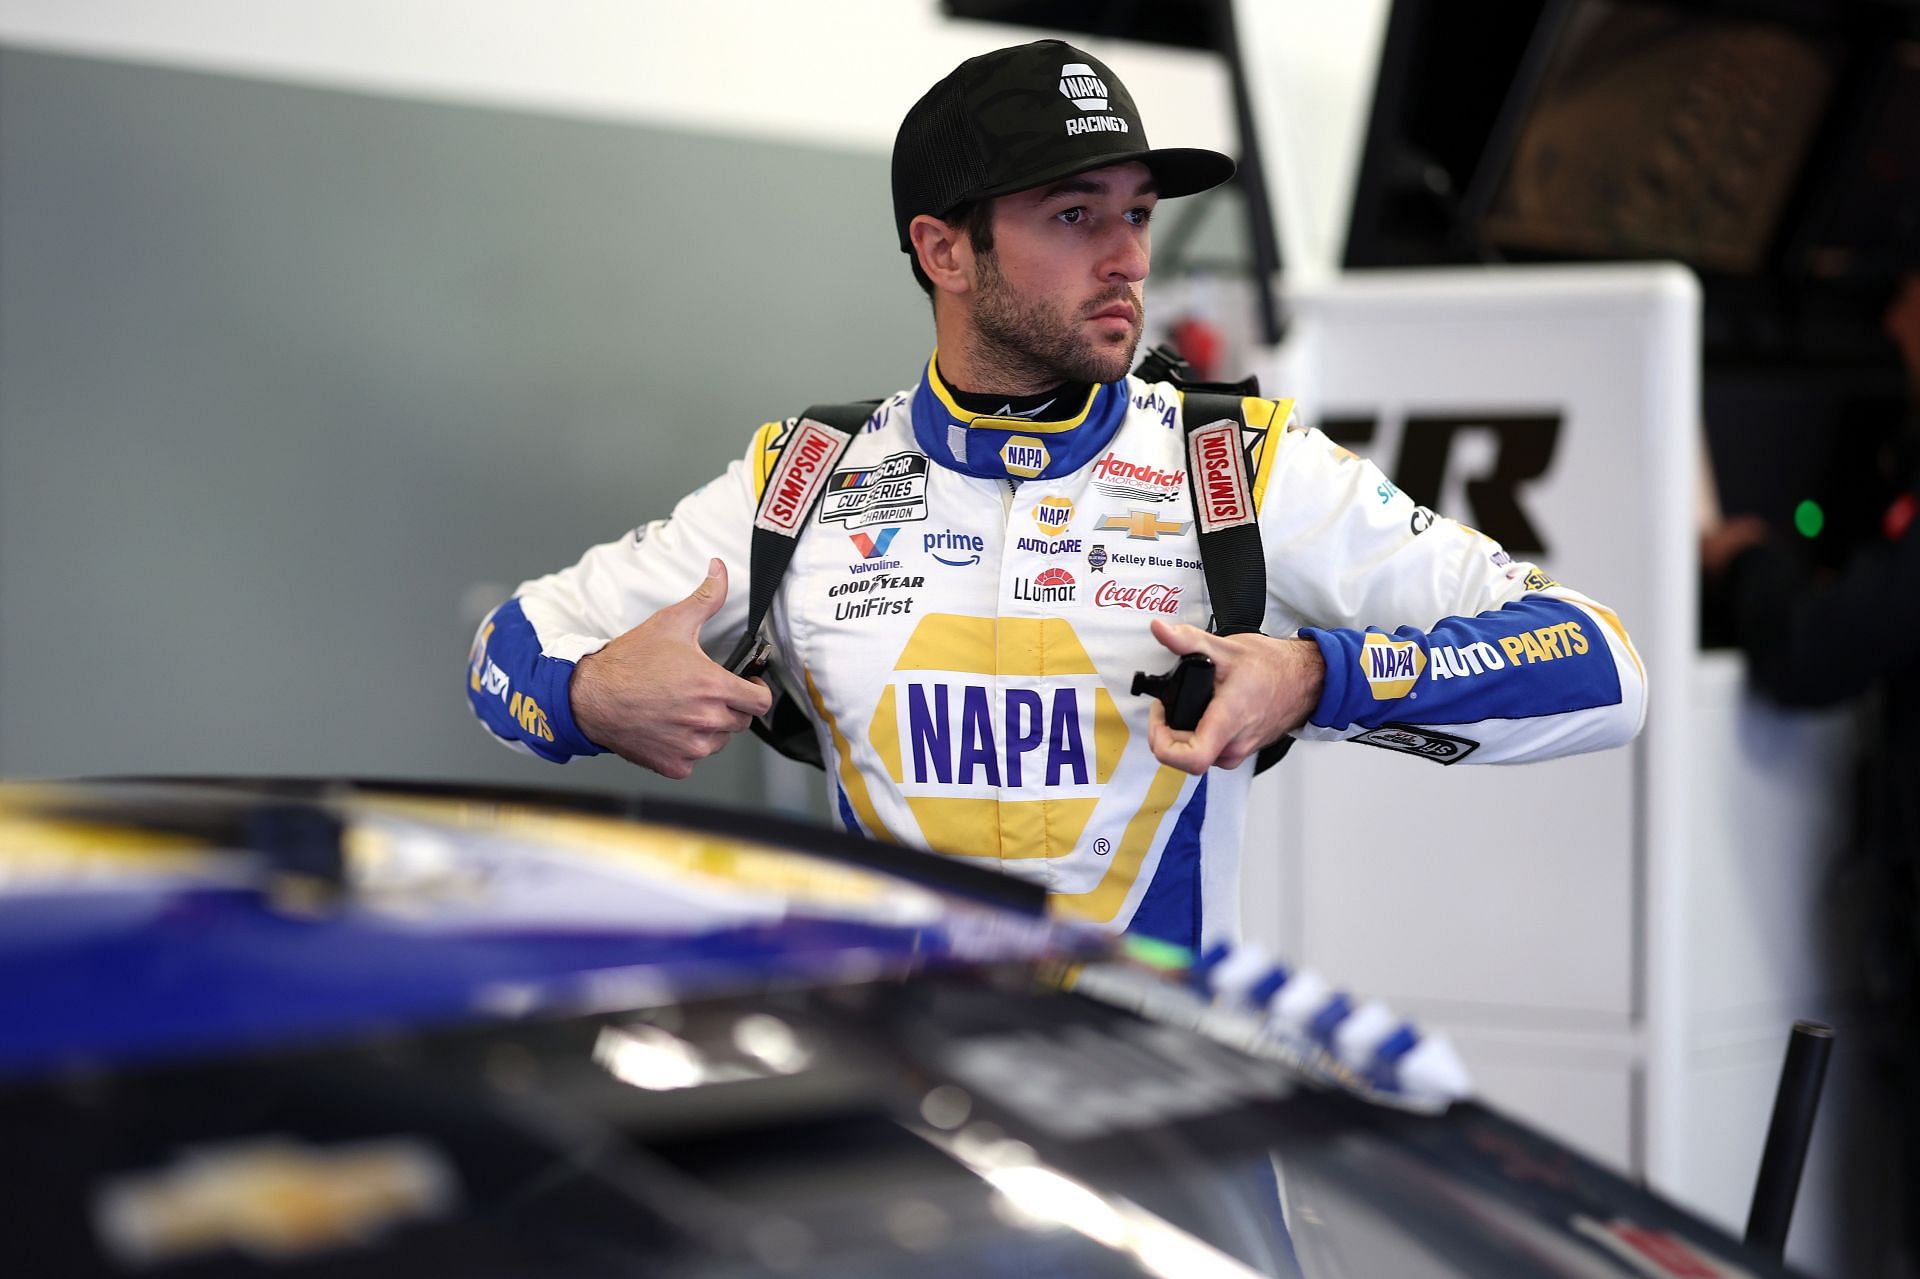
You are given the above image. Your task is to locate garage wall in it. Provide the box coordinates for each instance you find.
[0,46,932,802]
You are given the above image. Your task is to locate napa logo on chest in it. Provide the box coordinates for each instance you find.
[1032,496,1074,537]
[900,683,1095,788]
[866,615,1126,808]
[1359,633,1427,700]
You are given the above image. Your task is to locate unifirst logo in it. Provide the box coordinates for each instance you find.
[1359,633,1426,700]
[1059,63,1109,110]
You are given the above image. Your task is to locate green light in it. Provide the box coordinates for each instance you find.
[1794,500,1825,539]
[1121,935,1194,972]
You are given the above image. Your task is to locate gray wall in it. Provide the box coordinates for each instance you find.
[0,47,932,803]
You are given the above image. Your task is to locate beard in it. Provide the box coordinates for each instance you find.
[969,252,1144,389]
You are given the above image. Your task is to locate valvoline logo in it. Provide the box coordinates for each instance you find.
[849,527,899,559]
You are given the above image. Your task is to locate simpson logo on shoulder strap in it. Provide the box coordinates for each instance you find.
[1135,342,1296,774]
[726,404,869,768]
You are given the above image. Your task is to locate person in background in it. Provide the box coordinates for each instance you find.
[1701,273,1920,1268]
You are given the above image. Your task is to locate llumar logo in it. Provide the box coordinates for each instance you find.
[757,421,845,535]
[1190,420,1252,531]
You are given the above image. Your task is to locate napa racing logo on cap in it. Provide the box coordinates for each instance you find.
[819,451,929,530]
[1001,435,1049,478]
[1033,497,1074,537]
[1359,633,1427,699]
[1059,63,1127,136]
[1059,63,1109,110]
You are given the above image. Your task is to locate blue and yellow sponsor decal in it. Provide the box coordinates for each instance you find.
[1359,633,1427,700]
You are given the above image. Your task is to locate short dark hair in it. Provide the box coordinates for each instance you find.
[909,199,997,299]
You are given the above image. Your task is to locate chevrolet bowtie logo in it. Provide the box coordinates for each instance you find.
[1095,510,1192,541]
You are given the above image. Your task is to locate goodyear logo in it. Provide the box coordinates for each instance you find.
[1359,633,1427,700]
[1033,496,1074,536]
[1002,435,1049,478]
[1499,620,1588,665]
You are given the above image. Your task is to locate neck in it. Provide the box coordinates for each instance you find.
[933,312,1060,397]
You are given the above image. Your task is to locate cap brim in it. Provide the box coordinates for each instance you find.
[976,145,1236,204]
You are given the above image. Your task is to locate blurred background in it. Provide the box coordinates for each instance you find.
[1,1,1915,1275]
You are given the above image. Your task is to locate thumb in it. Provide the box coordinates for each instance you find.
[1150,618,1214,658]
[665,558,730,637]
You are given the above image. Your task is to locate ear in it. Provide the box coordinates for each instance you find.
[909,213,974,298]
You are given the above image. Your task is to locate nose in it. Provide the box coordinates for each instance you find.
[1101,222,1150,285]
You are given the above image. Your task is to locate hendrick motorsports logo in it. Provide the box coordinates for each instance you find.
[819,452,929,530]
[1091,451,1183,504]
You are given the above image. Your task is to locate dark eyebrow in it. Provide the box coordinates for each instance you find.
[1036,173,1160,202]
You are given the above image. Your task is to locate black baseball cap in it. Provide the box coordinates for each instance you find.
[892,39,1236,253]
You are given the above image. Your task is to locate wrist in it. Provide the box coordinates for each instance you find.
[557,651,612,755]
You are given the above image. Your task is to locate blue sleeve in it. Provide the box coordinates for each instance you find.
[1302,596,1624,733]
[466,598,605,763]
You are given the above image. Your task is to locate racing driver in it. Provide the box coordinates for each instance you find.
[466,39,1647,948]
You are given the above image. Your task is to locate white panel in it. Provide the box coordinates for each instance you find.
[1296,747,1635,1017]
[1266,266,1696,1025]
[1686,653,1857,1031]
[1448,1028,1639,1173]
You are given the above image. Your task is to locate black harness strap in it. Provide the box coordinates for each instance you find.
[726,403,873,768]
[1178,388,1296,774]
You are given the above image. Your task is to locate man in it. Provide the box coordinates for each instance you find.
[467,39,1645,948]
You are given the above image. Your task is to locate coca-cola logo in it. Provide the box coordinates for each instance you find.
[1094,580,1181,613]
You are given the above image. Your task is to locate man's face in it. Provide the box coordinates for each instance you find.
[966,161,1157,387]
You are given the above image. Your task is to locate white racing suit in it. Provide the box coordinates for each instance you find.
[467,357,1646,948]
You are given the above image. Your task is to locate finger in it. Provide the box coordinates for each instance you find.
[1150,618,1217,660]
[1147,699,1181,757]
[658,558,730,640]
[1150,734,1211,776]
[722,673,775,717]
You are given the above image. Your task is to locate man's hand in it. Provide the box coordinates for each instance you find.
[568,558,774,779]
[1145,621,1325,775]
